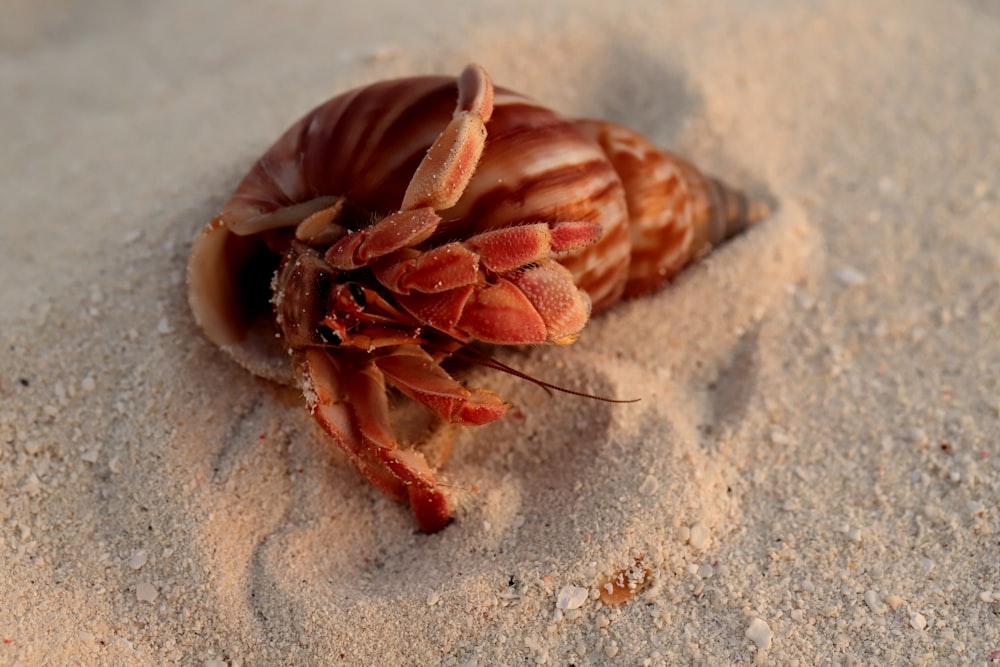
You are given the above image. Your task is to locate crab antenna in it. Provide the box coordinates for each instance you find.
[443,345,641,404]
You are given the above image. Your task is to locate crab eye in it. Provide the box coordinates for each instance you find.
[347,283,367,310]
[317,325,342,345]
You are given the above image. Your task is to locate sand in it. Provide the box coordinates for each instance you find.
[2,1,999,664]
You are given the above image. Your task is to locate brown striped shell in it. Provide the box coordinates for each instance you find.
[188,70,762,385]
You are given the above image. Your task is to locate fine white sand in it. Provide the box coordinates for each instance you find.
[2,1,999,664]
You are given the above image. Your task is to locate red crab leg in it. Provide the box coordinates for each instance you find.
[371,221,604,295]
[327,65,495,272]
[393,286,476,336]
[464,221,603,273]
[297,350,408,502]
[401,64,495,212]
[375,346,509,426]
[371,244,480,295]
[325,207,442,271]
[450,258,591,345]
[390,263,592,346]
[299,348,452,532]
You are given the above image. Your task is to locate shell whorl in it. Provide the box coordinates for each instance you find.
[575,119,767,301]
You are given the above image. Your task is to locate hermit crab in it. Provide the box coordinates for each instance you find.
[188,64,767,532]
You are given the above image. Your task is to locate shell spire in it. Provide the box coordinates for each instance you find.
[672,157,771,258]
[573,118,767,300]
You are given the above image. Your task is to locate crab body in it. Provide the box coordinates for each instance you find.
[188,65,765,531]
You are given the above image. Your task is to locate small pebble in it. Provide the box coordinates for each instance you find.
[834,265,867,286]
[864,590,886,615]
[877,176,898,195]
[746,617,773,649]
[639,474,659,495]
[768,429,790,446]
[909,612,927,630]
[81,376,97,392]
[136,581,158,603]
[156,317,171,334]
[688,522,710,550]
[556,585,589,611]
[885,595,905,610]
[129,549,148,570]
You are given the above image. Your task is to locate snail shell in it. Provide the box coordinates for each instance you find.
[188,70,763,385]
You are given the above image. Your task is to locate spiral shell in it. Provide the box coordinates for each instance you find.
[187,64,766,531]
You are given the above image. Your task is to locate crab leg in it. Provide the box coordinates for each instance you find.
[325,208,442,271]
[297,349,408,502]
[299,348,452,532]
[371,221,603,294]
[325,65,496,272]
[466,221,604,272]
[386,255,593,346]
[375,346,509,425]
[401,63,495,212]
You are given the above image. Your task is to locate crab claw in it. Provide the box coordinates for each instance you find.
[372,243,481,295]
[509,260,593,344]
[438,257,591,346]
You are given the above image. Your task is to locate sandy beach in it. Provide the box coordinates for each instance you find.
[2,1,998,664]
